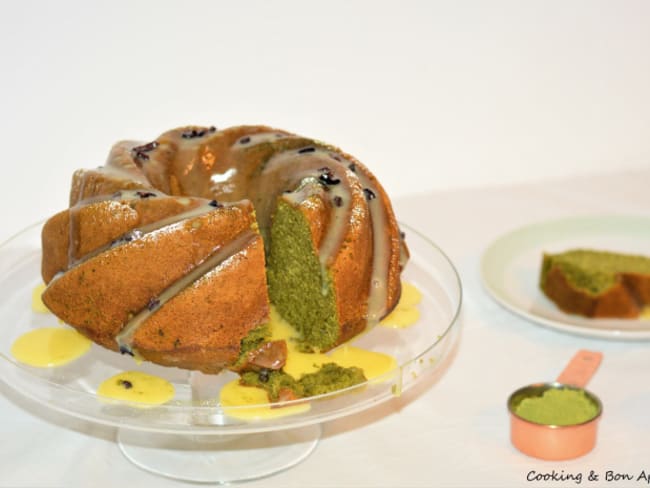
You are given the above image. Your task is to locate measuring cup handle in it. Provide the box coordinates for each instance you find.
[556,350,603,388]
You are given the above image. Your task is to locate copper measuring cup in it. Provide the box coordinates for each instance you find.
[507,350,603,460]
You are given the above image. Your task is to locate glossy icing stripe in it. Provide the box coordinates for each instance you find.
[346,166,389,325]
[263,146,389,323]
[115,230,257,354]
[289,148,388,323]
[322,151,390,324]
[73,156,151,200]
[399,235,409,269]
[71,188,165,208]
[282,174,352,295]
[62,193,221,278]
[103,157,151,183]
[67,189,165,271]
[263,146,351,278]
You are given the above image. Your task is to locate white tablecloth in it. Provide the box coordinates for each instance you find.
[1,168,649,487]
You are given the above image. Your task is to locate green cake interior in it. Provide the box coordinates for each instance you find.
[232,323,270,370]
[240,363,366,401]
[266,199,340,351]
[541,249,650,295]
[235,196,368,401]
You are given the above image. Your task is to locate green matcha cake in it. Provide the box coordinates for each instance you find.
[40,124,408,401]
[240,363,366,402]
[540,249,650,318]
[267,199,341,351]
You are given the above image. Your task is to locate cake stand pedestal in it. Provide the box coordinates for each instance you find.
[117,424,321,483]
[0,222,462,485]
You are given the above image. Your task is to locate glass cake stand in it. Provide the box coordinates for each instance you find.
[0,221,462,483]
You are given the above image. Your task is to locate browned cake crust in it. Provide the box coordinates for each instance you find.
[43,200,269,372]
[42,196,206,282]
[41,125,408,373]
[540,249,650,319]
[542,266,642,318]
[132,235,268,373]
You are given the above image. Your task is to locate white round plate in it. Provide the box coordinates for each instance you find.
[481,215,650,340]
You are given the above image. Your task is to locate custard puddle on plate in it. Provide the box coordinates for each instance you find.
[13,281,422,416]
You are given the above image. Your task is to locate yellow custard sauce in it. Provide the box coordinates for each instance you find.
[269,307,397,380]
[380,282,422,328]
[31,283,50,314]
[220,381,310,420]
[329,345,397,381]
[21,281,413,416]
[219,306,400,417]
[641,306,650,320]
[268,307,329,378]
[11,327,91,367]
[97,371,175,405]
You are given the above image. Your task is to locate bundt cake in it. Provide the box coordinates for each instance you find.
[41,124,408,374]
[540,249,650,318]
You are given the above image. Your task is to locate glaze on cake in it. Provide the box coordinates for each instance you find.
[41,125,408,374]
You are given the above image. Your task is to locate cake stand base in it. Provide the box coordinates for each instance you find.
[117,424,321,483]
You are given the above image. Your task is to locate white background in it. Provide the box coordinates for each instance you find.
[2,3,650,487]
[1,0,649,242]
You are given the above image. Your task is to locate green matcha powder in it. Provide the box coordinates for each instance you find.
[515,388,599,426]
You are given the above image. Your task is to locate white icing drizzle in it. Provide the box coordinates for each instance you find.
[281,176,322,203]
[263,146,390,325]
[62,190,222,278]
[261,150,352,280]
[102,161,150,183]
[103,141,154,183]
[282,175,351,295]
[71,160,149,203]
[345,165,389,326]
[115,231,257,354]
[398,234,409,269]
[72,188,165,208]
[315,180,352,288]
[66,189,162,269]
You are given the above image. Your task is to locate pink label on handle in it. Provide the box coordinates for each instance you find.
[556,350,603,388]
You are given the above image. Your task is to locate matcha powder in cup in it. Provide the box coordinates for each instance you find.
[515,387,599,426]
[507,350,604,460]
